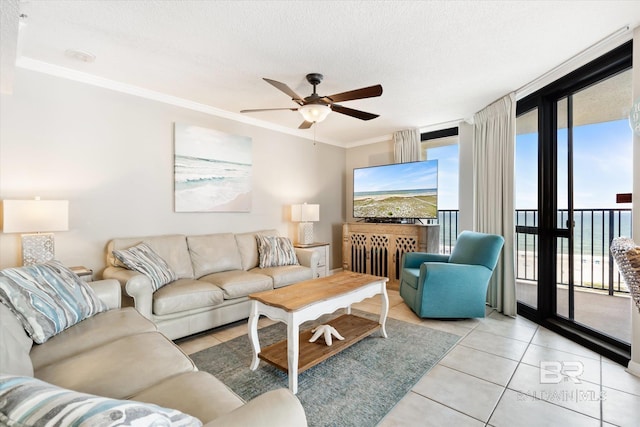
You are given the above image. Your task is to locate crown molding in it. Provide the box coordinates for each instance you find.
[516,25,632,99]
[15,57,345,147]
[345,134,393,149]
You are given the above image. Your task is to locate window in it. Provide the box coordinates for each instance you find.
[421,128,459,252]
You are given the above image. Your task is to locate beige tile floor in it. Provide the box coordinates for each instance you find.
[177,290,640,426]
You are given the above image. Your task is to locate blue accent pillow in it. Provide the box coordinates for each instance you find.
[112,243,177,291]
[0,375,202,427]
[0,261,107,344]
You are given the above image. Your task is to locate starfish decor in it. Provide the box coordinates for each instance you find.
[308,324,345,346]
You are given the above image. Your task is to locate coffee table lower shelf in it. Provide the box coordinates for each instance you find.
[258,314,380,373]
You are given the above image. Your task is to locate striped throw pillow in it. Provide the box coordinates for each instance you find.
[0,261,107,344]
[0,375,202,427]
[256,235,299,268]
[113,243,177,291]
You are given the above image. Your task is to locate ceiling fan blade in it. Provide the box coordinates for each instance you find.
[263,78,304,104]
[326,84,383,103]
[331,104,379,120]
[298,121,314,129]
[240,108,298,113]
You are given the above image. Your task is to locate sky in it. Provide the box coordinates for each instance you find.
[424,118,633,211]
[426,144,458,210]
[516,119,633,210]
[174,123,252,164]
[353,160,438,193]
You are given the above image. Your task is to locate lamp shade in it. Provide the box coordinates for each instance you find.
[2,200,69,233]
[299,104,331,123]
[291,204,319,222]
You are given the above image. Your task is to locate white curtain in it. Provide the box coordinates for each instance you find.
[393,129,420,163]
[473,93,517,316]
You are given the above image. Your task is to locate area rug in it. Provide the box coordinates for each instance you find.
[191,312,461,427]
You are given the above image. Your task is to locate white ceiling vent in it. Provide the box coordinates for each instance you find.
[64,49,96,63]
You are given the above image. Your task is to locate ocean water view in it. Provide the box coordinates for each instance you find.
[175,155,251,212]
[516,209,633,256]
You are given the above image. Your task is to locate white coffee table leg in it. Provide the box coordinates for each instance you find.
[248,302,261,370]
[380,283,389,338]
[287,319,300,394]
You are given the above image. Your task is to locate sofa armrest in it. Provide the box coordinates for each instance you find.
[103,266,154,319]
[203,389,307,427]
[295,248,319,278]
[86,279,121,310]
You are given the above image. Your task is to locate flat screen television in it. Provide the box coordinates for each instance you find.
[353,160,438,221]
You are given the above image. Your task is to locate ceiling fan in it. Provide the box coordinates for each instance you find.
[241,73,383,129]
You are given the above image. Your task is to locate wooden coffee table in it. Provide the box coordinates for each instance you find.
[247,271,389,394]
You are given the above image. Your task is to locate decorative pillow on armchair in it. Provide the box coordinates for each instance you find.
[611,237,640,312]
[0,375,202,427]
[256,235,300,268]
[0,261,107,344]
[112,242,177,291]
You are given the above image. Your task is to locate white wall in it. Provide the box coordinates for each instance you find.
[0,69,346,275]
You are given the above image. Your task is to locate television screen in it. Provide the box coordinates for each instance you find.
[353,160,438,220]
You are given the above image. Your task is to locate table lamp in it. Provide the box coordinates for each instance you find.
[291,203,319,245]
[2,198,69,265]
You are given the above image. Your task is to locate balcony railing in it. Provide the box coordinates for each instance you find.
[437,208,633,294]
[437,210,459,254]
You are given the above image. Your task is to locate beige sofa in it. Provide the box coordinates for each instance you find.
[103,230,319,339]
[0,278,307,426]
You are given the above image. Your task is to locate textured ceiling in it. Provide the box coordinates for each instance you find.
[6,1,640,146]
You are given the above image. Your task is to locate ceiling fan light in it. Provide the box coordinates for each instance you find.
[299,104,331,123]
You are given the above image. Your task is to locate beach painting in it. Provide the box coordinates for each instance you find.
[174,123,252,212]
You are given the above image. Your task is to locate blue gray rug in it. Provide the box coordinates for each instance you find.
[191,312,461,427]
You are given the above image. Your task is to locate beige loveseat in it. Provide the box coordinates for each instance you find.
[0,277,307,426]
[103,230,319,339]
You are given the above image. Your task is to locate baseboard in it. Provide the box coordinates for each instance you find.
[627,360,640,378]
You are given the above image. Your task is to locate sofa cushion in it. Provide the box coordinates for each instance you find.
[130,371,244,424]
[0,261,107,344]
[199,270,272,299]
[107,235,195,279]
[29,307,156,371]
[187,233,243,278]
[0,303,33,376]
[113,243,178,291]
[153,278,225,315]
[255,265,313,289]
[0,375,202,427]
[256,235,299,268]
[35,332,196,399]
[235,229,278,271]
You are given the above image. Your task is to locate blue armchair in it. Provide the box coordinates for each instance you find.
[399,231,505,318]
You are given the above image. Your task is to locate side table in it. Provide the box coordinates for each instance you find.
[69,266,93,282]
[294,242,329,277]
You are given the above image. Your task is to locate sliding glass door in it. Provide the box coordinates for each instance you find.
[516,41,633,362]
[554,71,633,343]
